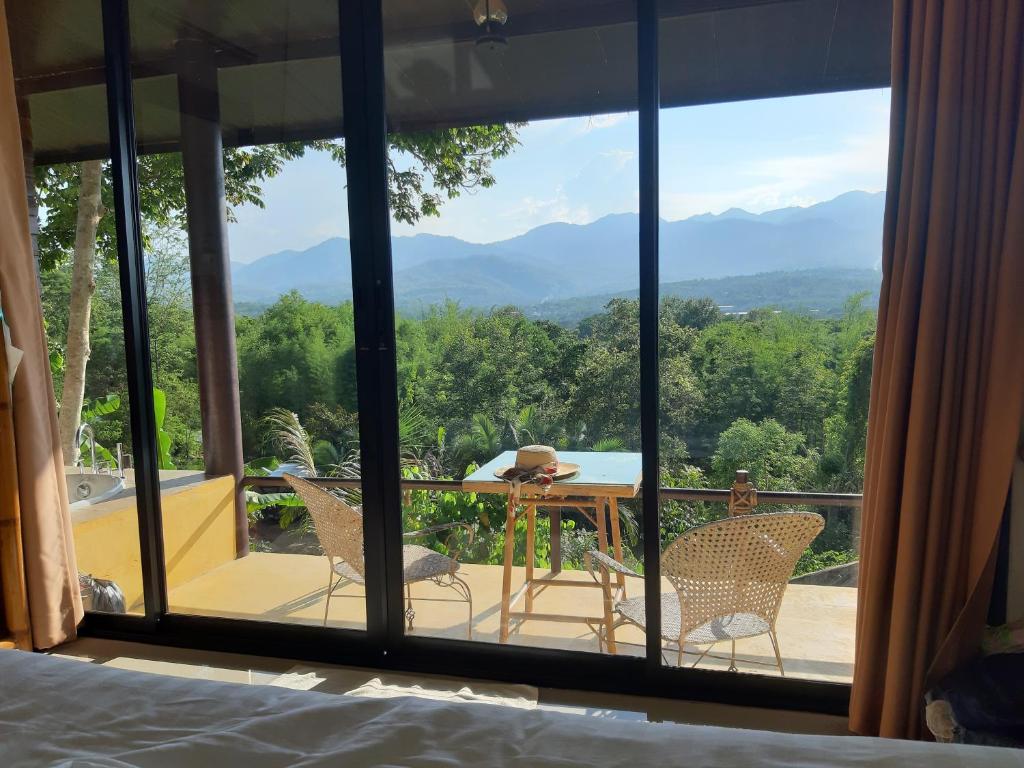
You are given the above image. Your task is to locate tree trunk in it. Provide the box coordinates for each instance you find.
[57,160,105,466]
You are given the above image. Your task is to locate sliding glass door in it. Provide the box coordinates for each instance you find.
[122,0,369,631]
[380,1,651,655]
[655,0,890,682]
[7,0,892,710]
[10,0,150,615]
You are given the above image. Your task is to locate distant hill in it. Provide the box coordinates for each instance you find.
[230,190,885,314]
[522,268,883,326]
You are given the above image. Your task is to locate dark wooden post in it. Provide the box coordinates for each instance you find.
[728,469,757,516]
[549,508,561,574]
[175,36,248,558]
[17,92,39,266]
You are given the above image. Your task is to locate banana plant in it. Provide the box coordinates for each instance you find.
[150,387,176,470]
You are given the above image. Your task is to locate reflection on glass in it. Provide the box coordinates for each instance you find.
[383,1,644,652]
[655,0,889,679]
[120,1,365,629]
[11,0,146,613]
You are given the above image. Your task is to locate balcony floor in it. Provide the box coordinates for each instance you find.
[167,553,855,683]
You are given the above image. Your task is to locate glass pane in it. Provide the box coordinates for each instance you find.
[128,0,365,630]
[657,2,890,680]
[383,1,645,652]
[10,0,147,614]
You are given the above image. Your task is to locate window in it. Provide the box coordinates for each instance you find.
[8,0,892,709]
[656,0,890,681]
[381,1,647,653]
[13,0,147,614]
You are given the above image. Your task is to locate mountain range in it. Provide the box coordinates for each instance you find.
[231,190,885,318]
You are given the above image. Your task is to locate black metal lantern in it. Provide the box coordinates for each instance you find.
[473,0,509,50]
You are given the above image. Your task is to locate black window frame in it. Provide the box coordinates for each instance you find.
[82,0,856,716]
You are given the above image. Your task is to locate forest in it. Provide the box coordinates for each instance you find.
[41,237,874,575]
[36,129,874,576]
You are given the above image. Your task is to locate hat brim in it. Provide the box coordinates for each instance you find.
[494,462,581,482]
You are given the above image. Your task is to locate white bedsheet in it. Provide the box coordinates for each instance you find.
[0,651,1020,767]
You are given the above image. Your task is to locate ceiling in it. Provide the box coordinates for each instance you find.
[6,0,892,164]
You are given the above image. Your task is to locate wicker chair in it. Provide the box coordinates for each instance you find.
[586,511,824,675]
[284,474,474,638]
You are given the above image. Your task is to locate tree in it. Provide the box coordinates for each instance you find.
[570,298,701,458]
[661,296,721,331]
[709,417,819,491]
[36,125,521,465]
[51,160,103,463]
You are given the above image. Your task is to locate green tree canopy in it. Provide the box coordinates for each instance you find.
[709,417,820,491]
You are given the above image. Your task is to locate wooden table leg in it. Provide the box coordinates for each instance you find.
[608,497,626,595]
[594,496,617,653]
[549,508,561,574]
[525,503,536,612]
[499,495,518,643]
[595,496,608,554]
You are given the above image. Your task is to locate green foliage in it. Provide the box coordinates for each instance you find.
[81,393,121,421]
[36,136,875,580]
[35,129,523,271]
[246,491,304,521]
[263,407,317,476]
[710,418,819,491]
[387,125,523,222]
[525,269,882,327]
[76,394,121,468]
[152,387,176,470]
[794,547,857,577]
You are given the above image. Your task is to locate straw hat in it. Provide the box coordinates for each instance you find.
[494,445,580,481]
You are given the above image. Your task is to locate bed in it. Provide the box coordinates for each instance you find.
[1,651,1021,767]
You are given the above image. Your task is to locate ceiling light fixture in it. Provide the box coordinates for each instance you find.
[473,0,509,51]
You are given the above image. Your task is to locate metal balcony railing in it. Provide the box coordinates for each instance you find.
[242,470,863,572]
[241,474,863,508]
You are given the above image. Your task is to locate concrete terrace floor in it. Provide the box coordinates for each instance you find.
[167,553,856,683]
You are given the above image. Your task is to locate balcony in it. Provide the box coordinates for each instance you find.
[71,471,858,684]
[166,554,855,682]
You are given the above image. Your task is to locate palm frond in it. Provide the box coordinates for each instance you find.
[398,400,431,457]
[263,407,316,476]
[472,413,502,455]
[327,447,364,507]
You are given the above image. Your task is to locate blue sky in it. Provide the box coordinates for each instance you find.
[227,88,890,263]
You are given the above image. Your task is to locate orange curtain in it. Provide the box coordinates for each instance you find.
[0,0,83,648]
[850,0,1024,740]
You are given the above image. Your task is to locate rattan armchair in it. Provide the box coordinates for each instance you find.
[586,511,824,675]
[284,474,474,638]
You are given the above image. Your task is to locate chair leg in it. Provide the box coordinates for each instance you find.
[728,639,737,672]
[594,499,617,654]
[450,573,474,641]
[323,560,334,627]
[498,497,517,643]
[405,582,415,632]
[691,642,714,669]
[769,629,785,677]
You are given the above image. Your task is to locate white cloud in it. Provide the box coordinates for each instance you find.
[746,132,890,187]
[500,186,592,228]
[661,130,890,221]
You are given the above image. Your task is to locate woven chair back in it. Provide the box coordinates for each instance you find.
[284,474,365,578]
[661,511,824,639]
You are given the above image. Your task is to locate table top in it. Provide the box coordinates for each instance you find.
[462,451,643,498]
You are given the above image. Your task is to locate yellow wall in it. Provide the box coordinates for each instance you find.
[72,474,237,612]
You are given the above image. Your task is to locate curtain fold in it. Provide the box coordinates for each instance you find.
[0,0,83,648]
[850,0,1024,740]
